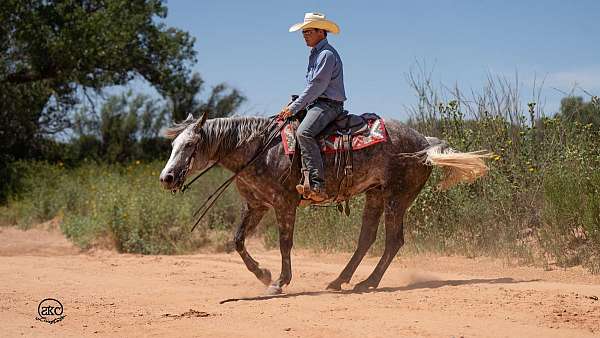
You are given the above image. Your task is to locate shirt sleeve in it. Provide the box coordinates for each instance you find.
[288,50,336,114]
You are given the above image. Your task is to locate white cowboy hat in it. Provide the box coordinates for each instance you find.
[289,12,340,34]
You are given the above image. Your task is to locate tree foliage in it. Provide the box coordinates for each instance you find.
[559,96,600,127]
[0,0,196,91]
[0,0,246,201]
[0,0,195,153]
[69,91,169,163]
[67,84,247,163]
[166,72,246,122]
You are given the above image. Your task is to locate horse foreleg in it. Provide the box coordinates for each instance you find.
[266,207,297,295]
[234,203,271,286]
[327,189,384,290]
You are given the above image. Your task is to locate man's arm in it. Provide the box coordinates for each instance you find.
[287,50,336,114]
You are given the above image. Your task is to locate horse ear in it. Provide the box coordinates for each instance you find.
[200,111,209,125]
[185,113,194,122]
[193,111,209,133]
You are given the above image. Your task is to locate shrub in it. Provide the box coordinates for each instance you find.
[0,161,239,254]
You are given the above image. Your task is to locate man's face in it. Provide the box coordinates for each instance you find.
[302,28,325,47]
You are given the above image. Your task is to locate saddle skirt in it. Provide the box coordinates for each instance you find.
[281,113,388,155]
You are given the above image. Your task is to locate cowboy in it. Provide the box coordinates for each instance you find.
[278,12,346,202]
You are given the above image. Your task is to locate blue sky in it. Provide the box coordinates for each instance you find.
[150,0,600,120]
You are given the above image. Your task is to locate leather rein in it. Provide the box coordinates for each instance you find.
[181,115,285,232]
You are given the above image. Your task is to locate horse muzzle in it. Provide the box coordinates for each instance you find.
[159,171,181,191]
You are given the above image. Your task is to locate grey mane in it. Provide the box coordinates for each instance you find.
[165,116,273,155]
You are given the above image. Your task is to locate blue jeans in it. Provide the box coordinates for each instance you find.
[295,100,344,189]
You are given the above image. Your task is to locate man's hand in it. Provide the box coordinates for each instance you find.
[277,107,293,120]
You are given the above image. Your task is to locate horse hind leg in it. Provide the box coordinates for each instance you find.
[353,179,426,292]
[327,188,384,291]
[234,203,271,286]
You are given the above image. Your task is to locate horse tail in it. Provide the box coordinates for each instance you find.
[421,136,491,190]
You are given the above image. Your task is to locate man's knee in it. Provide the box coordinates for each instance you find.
[295,127,314,141]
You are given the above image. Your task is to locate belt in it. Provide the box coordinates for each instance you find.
[315,97,343,105]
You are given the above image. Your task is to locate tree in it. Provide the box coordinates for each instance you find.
[0,0,196,132]
[0,0,196,201]
[166,72,246,122]
[92,91,167,162]
[559,96,600,127]
[0,0,248,201]
[69,85,247,163]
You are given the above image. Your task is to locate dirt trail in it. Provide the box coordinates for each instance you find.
[1,226,599,338]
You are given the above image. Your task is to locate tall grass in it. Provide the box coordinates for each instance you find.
[400,69,600,271]
[0,161,241,254]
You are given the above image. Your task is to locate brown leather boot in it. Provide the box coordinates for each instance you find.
[307,186,328,202]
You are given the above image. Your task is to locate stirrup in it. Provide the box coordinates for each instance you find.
[296,169,311,198]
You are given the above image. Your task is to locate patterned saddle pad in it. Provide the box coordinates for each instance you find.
[281,114,388,155]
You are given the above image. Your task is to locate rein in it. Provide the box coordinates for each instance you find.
[187,116,286,232]
[181,160,219,193]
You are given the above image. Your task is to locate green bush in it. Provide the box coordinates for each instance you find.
[403,76,600,272]
[540,165,600,272]
[0,161,240,254]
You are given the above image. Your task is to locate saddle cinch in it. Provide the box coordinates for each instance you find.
[281,97,388,209]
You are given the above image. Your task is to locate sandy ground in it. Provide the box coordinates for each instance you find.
[1,226,600,338]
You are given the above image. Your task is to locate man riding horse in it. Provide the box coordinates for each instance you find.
[159,12,490,296]
[278,12,346,202]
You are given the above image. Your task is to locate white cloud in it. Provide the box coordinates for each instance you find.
[542,67,600,94]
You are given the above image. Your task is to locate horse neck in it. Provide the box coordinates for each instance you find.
[204,117,270,172]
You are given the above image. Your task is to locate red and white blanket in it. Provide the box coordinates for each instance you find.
[281,117,388,155]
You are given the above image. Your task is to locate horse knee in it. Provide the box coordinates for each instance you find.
[234,236,245,253]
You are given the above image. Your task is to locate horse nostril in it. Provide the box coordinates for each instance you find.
[163,173,174,183]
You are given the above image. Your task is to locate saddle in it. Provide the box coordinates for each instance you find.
[280,112,387,155]
[280,97,388,211]
[320,112,372,137]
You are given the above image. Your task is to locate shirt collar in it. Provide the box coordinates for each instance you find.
[311,38,329,54]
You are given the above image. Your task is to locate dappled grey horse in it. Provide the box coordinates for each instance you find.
[160,112,488,294]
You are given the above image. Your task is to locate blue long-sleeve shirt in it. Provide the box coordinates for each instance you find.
[288,38,346,114]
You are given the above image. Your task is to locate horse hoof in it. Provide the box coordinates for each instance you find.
[353,281,376,292]
[326,281,342,291]
[259,268,272,286]
[266,284,282,295]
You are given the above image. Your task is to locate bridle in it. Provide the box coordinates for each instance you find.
[171,149,197,194]
[174,113,286,232]
[179,143,220,194]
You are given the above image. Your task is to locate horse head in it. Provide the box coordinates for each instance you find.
[160,111,209,192]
